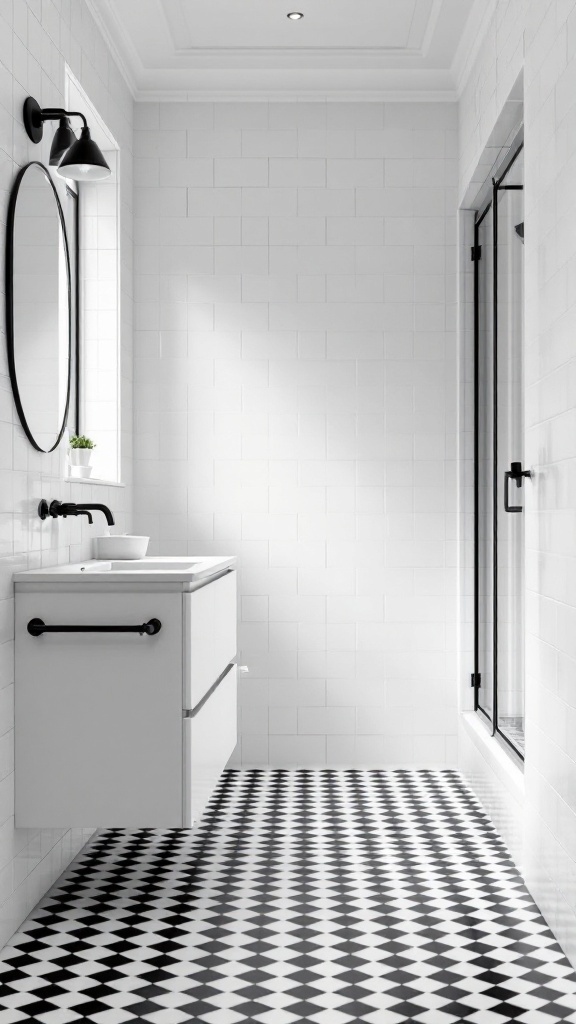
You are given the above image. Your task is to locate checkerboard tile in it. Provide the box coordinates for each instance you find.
[0,770,575,1023]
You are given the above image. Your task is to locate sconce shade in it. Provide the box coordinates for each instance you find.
[57,127,111,181]
[49,117,75,166]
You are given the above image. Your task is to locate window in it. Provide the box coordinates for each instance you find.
[65,68,121,484]
[78,149,120,482]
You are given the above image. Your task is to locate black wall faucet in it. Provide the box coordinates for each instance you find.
[38,499,115,527]
[73,503,115,526]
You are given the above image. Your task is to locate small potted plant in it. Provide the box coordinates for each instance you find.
[69,435,96,476]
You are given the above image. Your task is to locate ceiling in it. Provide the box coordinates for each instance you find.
[87,0,492,99]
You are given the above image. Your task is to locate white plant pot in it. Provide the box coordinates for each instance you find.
[69,448,93,467]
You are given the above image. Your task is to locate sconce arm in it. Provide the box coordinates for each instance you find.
[40,108,88,129]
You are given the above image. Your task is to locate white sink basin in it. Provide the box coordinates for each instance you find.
[110,559,198,571]
[14,556,236,585]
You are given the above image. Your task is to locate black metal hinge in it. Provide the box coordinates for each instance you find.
[471,245,482,261]
[470,672,481,688]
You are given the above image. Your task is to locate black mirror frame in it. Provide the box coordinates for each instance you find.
[5,160,73,453]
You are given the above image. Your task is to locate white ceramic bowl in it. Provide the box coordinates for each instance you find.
[95,535,149,560]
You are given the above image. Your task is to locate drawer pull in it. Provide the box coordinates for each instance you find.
[27,617,162,637]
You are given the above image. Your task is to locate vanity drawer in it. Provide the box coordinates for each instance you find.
[183,570,237,708]
[183,664,237,826]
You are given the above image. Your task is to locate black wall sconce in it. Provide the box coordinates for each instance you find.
[23,96,111,181]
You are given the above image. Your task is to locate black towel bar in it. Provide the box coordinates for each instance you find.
[27,618,162,637]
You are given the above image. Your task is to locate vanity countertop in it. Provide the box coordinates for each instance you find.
[14,555,236,585]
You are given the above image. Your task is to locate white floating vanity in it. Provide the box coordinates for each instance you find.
[14,556,237,828]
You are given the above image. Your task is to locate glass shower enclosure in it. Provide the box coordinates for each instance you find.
[473,139,525,758]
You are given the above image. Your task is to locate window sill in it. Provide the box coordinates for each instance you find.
[66,474,125,488]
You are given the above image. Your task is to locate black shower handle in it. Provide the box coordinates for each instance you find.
[504,462,531,512]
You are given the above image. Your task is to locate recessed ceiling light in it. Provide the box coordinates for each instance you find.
[287,11,304,19]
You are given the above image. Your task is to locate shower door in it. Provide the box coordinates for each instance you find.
[473,140,525,758]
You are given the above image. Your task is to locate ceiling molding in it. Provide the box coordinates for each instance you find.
[162,0,440,60]
[451,0,498,97]
[169,45,425,58]
[86,0,475,102]
[131,65,458,101]
[419,0,444,57]
[136,88,458,103]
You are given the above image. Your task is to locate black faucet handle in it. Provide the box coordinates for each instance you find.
[48,500,65,518]
[38,499,67,520]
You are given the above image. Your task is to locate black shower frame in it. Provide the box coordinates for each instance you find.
[473,137,524,761]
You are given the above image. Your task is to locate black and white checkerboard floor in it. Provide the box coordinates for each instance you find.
[0,769,575,1023]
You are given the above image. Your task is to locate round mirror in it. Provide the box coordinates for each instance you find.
[6,162,71,452]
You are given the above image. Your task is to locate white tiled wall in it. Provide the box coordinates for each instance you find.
[133,100,459,768]
[0,0,132,944]
[458,0,526,205]
[458,0,576,969]
[523,0,576,966]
